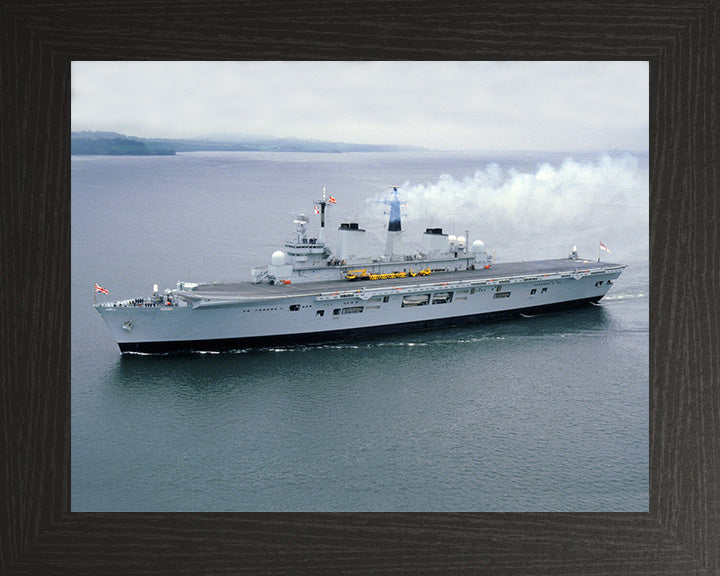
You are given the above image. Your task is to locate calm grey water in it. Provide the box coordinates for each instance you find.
[72,151,648,511]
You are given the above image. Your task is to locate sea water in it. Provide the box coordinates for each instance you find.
[71,150,648,511]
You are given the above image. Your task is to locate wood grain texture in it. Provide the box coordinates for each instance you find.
[1,1,718,574]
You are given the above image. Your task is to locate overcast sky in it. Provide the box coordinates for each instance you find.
[71,61,648,152]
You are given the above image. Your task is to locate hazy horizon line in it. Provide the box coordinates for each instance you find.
[71,129,649,156]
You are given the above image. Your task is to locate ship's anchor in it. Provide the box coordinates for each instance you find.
[122,321,133,332]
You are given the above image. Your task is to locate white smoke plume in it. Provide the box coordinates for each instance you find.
[368,155,648,262]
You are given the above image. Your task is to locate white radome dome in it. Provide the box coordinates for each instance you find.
[471,240,485,252]
[271,250,286,266]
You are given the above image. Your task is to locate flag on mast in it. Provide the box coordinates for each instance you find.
[94,282,109,294]
[328,196,337,204]
[600,243,611,253]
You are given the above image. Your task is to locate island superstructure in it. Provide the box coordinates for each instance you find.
[95,187,626,353]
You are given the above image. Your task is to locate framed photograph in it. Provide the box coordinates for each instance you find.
[2,2,717,574]
[70,61,649,515]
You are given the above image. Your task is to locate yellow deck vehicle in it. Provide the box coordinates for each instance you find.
[345,268,431,281]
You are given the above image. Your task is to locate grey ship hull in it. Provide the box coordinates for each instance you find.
[96,258,625,353]
[117,295,601,353]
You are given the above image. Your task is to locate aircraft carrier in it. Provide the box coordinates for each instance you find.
[95,188,626,353]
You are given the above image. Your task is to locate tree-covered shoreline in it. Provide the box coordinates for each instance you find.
[71,131,415,155]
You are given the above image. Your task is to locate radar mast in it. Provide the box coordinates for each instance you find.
[383,186,404,258]
[313,186,336,244]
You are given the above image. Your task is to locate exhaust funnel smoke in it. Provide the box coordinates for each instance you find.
[368,154,648,262]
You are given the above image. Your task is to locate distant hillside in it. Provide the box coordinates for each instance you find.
[71,131,416,155]
[71,133,175,156]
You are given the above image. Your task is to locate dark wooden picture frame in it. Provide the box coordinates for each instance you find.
[1,2,718,574]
